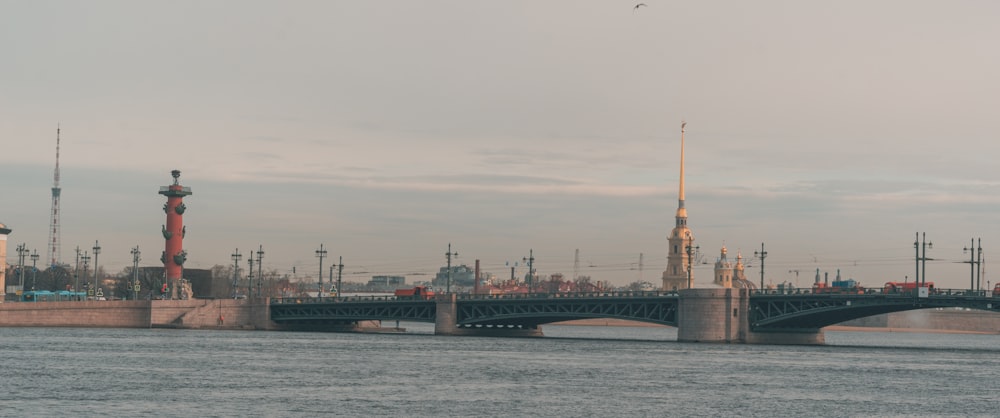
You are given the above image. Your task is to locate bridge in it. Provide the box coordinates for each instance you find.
[269,289,999,344]
[750,288,998,329]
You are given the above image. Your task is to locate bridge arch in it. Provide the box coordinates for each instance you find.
[455,295,679,328]
[751,293,999,330]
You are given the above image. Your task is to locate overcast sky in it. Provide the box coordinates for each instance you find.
[3,1,999,289]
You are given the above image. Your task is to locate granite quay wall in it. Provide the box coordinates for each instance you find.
[0,300,151,328]
[0,298,277,330]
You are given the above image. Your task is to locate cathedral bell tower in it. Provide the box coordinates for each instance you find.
[662,121,695,291]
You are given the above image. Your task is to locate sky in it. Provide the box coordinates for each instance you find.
[3,1,1000,290]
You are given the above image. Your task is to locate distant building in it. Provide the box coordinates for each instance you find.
[433,265,475,288]
[367,275,406,291]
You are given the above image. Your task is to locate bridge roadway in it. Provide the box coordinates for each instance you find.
[269,289,999,342]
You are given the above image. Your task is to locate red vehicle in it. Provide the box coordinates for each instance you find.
[883,281,935,294]
[993,283,1000,297]
[813,278,864,294]
[394,286,436,300]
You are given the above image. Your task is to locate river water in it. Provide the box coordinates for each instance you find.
[1,324,997,417]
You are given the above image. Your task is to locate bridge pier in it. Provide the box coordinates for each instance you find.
[678,288,825,345]
[434,294,460,335]
[677,288,743,343]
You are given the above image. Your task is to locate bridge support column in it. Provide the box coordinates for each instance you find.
[435,294,460,335]
[678,288,742,343]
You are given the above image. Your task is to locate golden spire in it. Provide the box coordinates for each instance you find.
[676,121,687,219]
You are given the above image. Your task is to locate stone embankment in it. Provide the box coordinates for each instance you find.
[0,298,275,330]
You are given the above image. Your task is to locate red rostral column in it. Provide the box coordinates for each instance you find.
[159,170,192,299]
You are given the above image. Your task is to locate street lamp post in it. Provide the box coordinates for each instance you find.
[336,256,344,298]
[523,249,535,294]
[74,246,81,293]
[16,243,28,294]
[446,244,458,293]
[685,245,699,289]
[30,250,39,291]
[315,244,327,299]
[231,249,241,299]
[754,243,768,291]
[131,246,141,300]
[914,233,932,287]
[963,238,983,293]
[92,240,101,297]
[256,245,264,298]
[247,252,254,300]
[81,251,91,298]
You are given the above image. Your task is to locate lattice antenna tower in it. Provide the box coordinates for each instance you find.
[47,125,62,267]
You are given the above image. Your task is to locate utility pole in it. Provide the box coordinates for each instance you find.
[964,238,983,293]
[74,246,81,293]
[315,244,327,299]
[231,249,241,298]
[523,249,535,294]
[333,256,344,298]
[92,240,101,297]
[914,233,932,287]
[685,245,699,290]
[131,246,141,300]
[81,251,90,297]
[754,243,767,290]
[256,245,264,298]
[446,243,458,293]
[979,241,984,292]
[247,251,255,300]
[16,243,28,294]
[30,250,39,291]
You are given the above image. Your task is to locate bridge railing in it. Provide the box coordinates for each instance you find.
[752,288,997,298]
[271,294,401,304]
[271,290,680,304]
[454,290,679,301]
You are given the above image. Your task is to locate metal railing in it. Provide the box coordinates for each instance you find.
[272,288,995,304]
[454,290,679,300]
[271,290,680,304]
[752,287,997,297]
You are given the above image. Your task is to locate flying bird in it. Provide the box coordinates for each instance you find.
[633,3,647,11]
